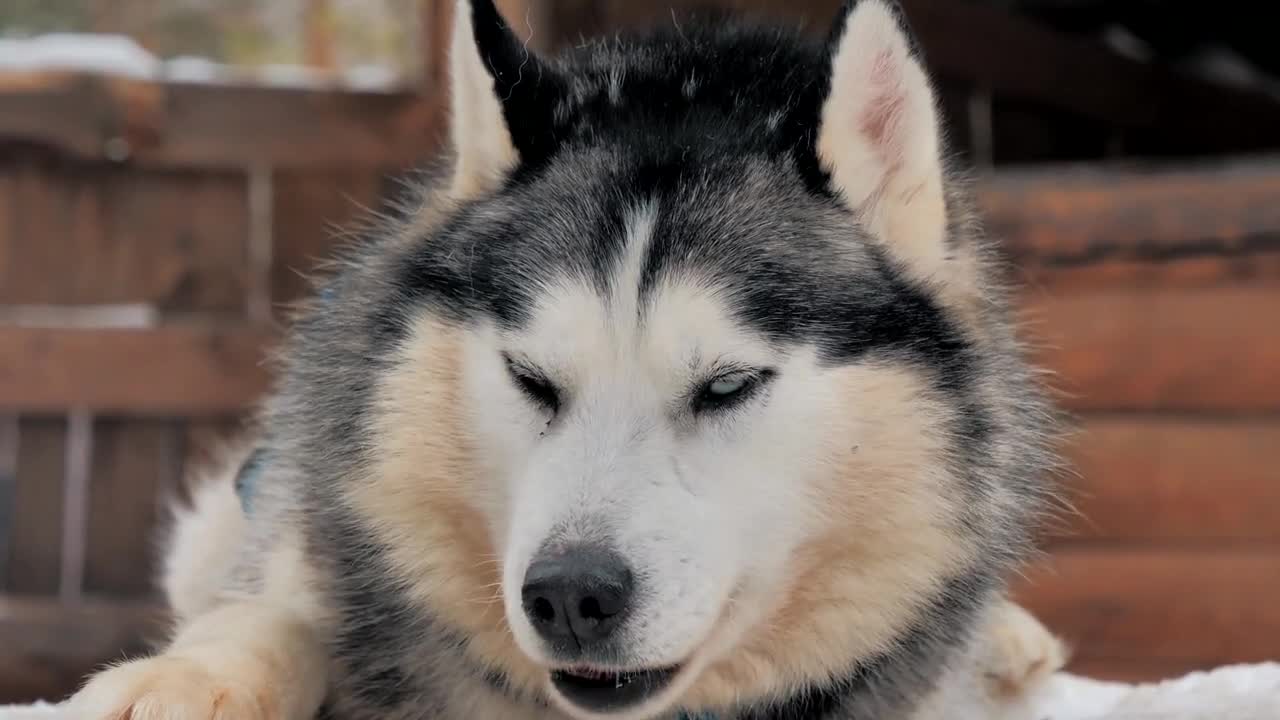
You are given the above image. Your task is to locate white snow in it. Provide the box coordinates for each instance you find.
[344,64,402,91]
[990,664,1280,720]
[257,62,330,89]
[162,55,231,84]
[0,34,158,78]
[0,701,58,719]
[0,33,403,92]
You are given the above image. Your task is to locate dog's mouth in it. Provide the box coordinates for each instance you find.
[550,665,682,713]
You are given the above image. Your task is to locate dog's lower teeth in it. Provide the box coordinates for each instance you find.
[560,669,638,686]
[551,665,681,711]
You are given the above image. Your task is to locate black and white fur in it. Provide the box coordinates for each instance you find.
[69,1,1061,719]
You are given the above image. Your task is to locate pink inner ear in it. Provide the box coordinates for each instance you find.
[858,49,907,167]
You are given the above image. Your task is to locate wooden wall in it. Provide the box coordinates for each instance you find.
[2,0,1279,706]
[982,165,1280,681]
[0,72,442,702]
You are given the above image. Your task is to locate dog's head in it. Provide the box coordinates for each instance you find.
[338,1,1053,718]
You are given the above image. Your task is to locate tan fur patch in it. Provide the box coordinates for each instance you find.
[349,313,546,695]
[68,601,330,720]
[979,600,1068,698]
[681,363,979,707]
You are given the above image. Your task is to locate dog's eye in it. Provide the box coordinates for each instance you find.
[693,369,773,414]
[504,355,560,414]
[708,375,748,396]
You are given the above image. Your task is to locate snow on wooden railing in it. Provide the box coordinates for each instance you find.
[0,34,444,169]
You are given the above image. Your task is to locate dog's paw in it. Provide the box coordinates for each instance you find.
[980,602,1068,698]
[67,655,271,720]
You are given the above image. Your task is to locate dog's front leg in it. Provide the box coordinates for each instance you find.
[67,601,328,720]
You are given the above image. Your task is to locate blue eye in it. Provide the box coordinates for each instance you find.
[707,375,749,397]
[693,369,774,414]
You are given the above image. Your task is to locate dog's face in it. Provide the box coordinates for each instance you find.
[465,190,976,718]
[345,2,1046,719]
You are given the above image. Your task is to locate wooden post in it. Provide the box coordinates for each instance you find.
[0,417,16,589]
[59,410,92,606]
[304,0,337,72]
[420,0,454,95]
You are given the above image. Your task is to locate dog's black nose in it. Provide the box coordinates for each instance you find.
[521,545,634,649]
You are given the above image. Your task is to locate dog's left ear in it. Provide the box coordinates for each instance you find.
[818,0,949,283]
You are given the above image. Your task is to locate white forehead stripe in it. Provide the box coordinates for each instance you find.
[610,200,659,325]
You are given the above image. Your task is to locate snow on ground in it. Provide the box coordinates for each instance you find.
[0,33,402,91]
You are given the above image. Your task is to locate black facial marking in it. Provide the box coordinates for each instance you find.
[379,176,631,348]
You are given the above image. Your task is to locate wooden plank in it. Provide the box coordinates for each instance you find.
[0,159,250,314]
[0,73,161,166]
[1024,285,1280,413]
[84,419,181,597]
[0,597,165,704]
[0,72,441,170]
[0,305,157,329]
[4,418,66,596]
[982,161,1280,289]
[1055,418,1280,542]
[1014,549,1280,666]
[246,167,274,324]
[149,83,442,170]
[58,409,92,603]
[104,169,250,316]
[0,327,274,415]
[271,169,388,308]
[0,417,15,588]
[1015,249,1280,292]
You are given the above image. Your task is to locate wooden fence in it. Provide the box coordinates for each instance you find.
[0,76,438,701]
[2,0,1279,705]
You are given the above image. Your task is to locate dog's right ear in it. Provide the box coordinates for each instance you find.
[449,0,556,198]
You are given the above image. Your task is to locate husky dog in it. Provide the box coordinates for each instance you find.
[69,0,1060,718]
